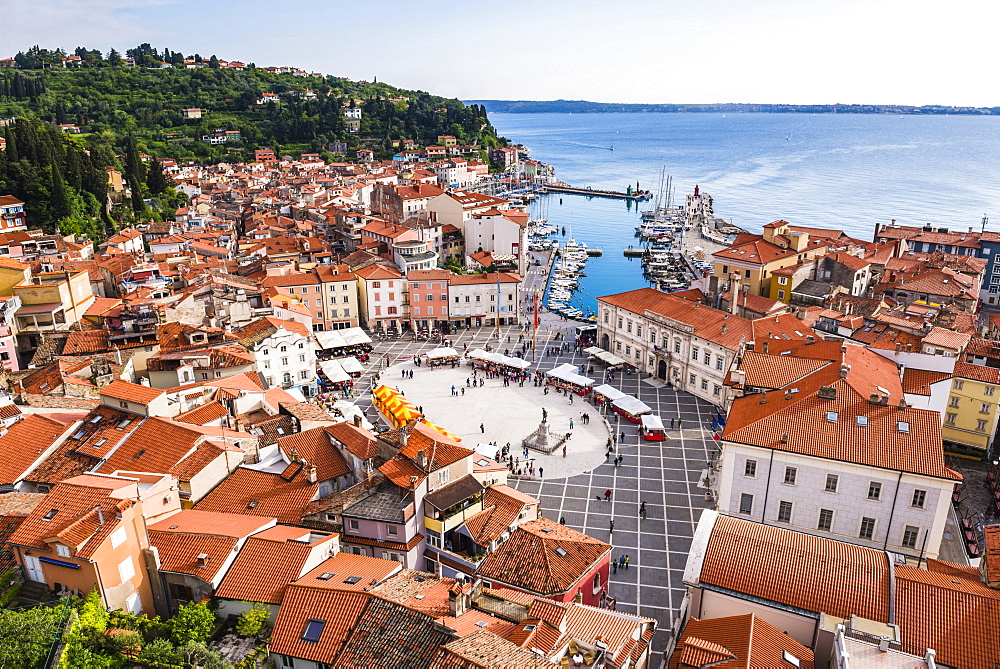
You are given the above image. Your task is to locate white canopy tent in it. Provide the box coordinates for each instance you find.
[592,384,627,402]
[339,356,364,374]
[426,347,460,360]
[545,363,594,388]
[641,414,665,431]
[319,360,350,383]
[468,348,530,370]
[613,395,652,416]
[314,327,372,350]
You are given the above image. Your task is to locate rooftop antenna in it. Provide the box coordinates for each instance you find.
[983,214,989,234]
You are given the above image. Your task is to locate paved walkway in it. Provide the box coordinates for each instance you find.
[382,359,608,479]
[354,319,718,654]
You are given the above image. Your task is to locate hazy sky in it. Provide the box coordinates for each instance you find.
[3,0,997,106]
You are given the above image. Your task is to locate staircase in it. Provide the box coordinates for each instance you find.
[17,580,53,604]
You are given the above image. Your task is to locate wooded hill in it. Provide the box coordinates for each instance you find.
[0,44,505,164]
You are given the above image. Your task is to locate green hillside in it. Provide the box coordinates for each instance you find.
[0,45,504,164]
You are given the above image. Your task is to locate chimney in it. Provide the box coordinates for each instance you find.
[307,465,317,484]
[818,386,837,400]
[196,553,209,567]
[806,335,815,344]
[869,393,881,405]
[759,392,767,404]
[840,364,849,378]
[762,341,769,354]
[399,427,408,450]
[353,414,362,427]
[96,506,104,525]
[897,398,907,410]
[448,583,467,617]
[780,433,788,443]
[415,449,426,470]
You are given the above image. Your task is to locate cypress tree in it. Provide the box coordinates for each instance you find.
[50,162,71,221]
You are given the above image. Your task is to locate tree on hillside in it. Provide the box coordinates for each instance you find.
[146,157,169,195]
[107,49,122,67]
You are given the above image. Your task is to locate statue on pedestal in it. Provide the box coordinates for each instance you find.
[542,408,548,424]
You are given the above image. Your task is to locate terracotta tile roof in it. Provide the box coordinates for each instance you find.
[901,368,952,396]
[464,485,538,546]
[270,586,451,667]
[984,525,1000,586]
[0,415,72,485]
[894,561,1000,668]
[379,421,474,473]
[724,378,958,480]
[437,610,516,638]
[561,602,656,664]
[174,400,229,425]
[269,587,370,662]
[508,617,562,653]
[63,330,110,355]
[378,456,427,490]
[215,525,332,603]
[599,288,754,350]
[94,418,210,480]
[477,517,611,597]
[367,569,457,617]
[669,614,814,669]
[325,421,378,459]
[276,427,350,482]
[8,474,134,559]
[923,326,972,351]
[99,380,166,405]
[194,466,318,525]
[954,361,1000,384]
[738,351,831,390]
[429,630,557,668]
[697,515,891,623]
[295,552,401,591]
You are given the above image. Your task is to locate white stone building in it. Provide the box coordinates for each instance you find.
[235,317,317,396]
[716,369,960,561]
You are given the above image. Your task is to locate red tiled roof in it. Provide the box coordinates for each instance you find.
[477,517,610,597]
[195,466,318,525]
[0,415,71,485]
[325,421,378,459]
[668,614,815,669]
[174,400,229,425]
[99,380,165,405]
[902,368,952,396]
[697,514,891,623]
[276,428,350,482]
[723,377,958,480]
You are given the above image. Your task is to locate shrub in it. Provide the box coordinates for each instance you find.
[169,601,215,646]
[234,602,269,638]
[137,638,181,668]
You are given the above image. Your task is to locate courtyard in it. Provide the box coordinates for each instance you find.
[354,318,718,653]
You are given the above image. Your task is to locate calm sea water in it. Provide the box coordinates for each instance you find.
[490,112,1000,310]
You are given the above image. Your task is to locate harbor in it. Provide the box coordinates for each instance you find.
[525,182,738,321]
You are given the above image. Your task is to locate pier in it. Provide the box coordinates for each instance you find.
[541,184,653,201]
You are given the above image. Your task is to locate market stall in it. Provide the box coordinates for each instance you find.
[467,349,531,377]
[592,384,627,405]
[318,360,351,389]
[612,395,653,423]
[545,363,594,396]
[371,384,423,427]
[339,356,364,377]
[426,347,460,367]
[315,327,373,360]
[640,414,666,441]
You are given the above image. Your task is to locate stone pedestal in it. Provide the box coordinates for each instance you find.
[523,420,566,455]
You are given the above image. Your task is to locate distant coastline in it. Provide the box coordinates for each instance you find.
[467,99,1000,115]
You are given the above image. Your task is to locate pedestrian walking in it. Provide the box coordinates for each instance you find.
[670,418,675,428]
[618,555,626,570]
[640,508,647,520]
[538,467,543,477]
[604,489,612,501]
[609,519,614,534]
[451,385,456,395]
[563,444,567,457]
[560,516,566,525]
[569,419,574,430]
[612,560,618,574]
[620,431,626,443]
[461,387,465,396]
[480,423,485,433]
[640,501,646,514]
[677,419,683,429]
[625,555,631,570]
